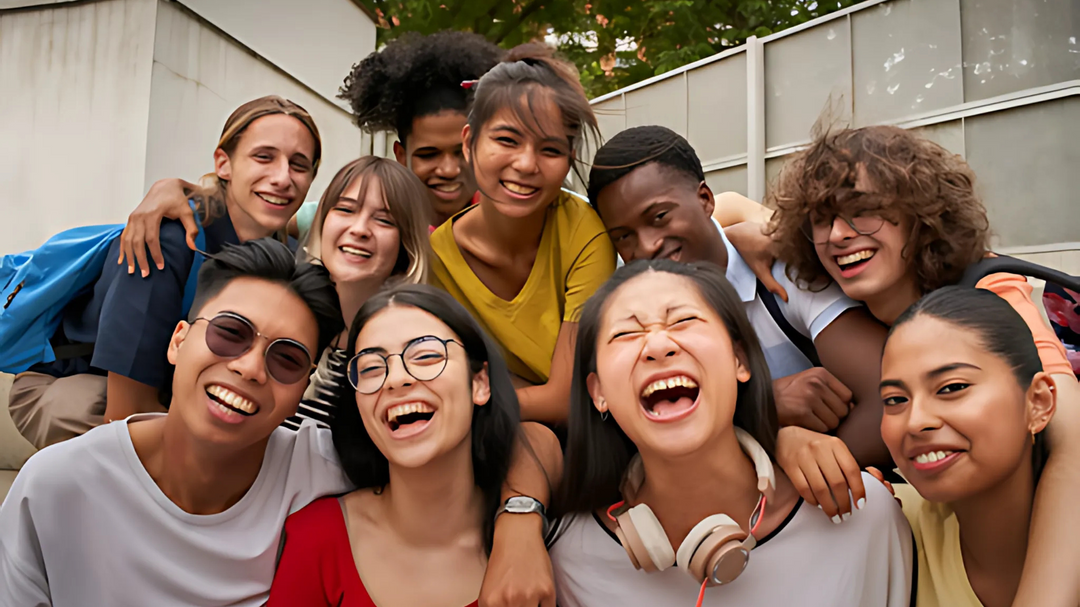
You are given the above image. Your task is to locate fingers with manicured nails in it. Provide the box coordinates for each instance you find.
[140,223,159,275]
[799,454,841,519]
[126,223,145,275]
[786,466,818,508]
[835,444,866,513]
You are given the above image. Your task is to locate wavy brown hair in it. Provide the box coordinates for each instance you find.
[766,125,990,294]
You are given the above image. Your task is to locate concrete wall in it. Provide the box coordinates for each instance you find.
[145,0,363,207]
[0,0,371,254]
[0,0,157,253]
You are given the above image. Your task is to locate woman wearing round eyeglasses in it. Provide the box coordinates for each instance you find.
[267,283,522,606]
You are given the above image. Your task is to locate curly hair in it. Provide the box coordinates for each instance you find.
[766,125,990,293]
[338,31,504,142]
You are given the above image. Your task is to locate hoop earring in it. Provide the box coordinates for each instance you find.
[600,410,609,422]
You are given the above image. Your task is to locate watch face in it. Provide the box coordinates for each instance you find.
[507,496,534,511]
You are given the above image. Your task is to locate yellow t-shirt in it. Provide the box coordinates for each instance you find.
[430,191,616,383]
[894,484,983,607]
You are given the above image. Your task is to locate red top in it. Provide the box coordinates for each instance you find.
[268,496,479,607]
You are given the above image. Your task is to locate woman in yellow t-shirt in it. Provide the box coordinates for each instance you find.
[878,286,1056,607]
[429,44,616,425]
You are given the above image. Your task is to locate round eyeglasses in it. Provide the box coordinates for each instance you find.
[347,335,465,395]
[192,312,314,385]
[801,213,886,245]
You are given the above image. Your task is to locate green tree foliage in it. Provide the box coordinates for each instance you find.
[357,0,858,98]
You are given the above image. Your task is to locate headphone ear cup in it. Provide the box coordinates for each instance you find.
[616,504,675,572]
[676,514,748,584]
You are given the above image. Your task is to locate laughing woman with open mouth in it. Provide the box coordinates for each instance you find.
[549,260,912,607]
[267,284,522,606]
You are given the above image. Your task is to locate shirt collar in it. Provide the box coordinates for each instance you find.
[712,217,757,303]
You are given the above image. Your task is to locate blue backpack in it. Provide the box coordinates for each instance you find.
[0,202,206,374]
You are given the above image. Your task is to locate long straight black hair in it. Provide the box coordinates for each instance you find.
[890,286,1050,480]
[556,260,779,515]
[329,283,521,554]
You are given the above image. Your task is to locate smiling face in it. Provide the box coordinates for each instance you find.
[463,93,572,219]
[167,277,319,448]
[352,304,489,469]
[879,314,1053,503]
[319,175,402,287]
[587,270,750,459]
[812,207,915,304]
[215,114,317,238]
[395,110,476,225]
[595,163,726,267]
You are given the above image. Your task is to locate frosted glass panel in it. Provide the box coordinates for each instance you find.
[961,0,1080,102]
[765,22,852,149]
[705,165,748,198]
[965,97,1080,247]
[911,120,965,157]
[852,0,964,126]
[625,76,687,134]
[688,54,748,162]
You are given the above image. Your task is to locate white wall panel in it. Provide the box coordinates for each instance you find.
[176,0,376,109]
[0,0,157,252]
[145,0,362,208]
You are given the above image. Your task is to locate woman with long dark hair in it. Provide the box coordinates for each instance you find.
[269,284,521,606]
[550,260,911,606]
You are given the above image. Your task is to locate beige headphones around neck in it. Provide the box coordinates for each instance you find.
[607,428,775,586]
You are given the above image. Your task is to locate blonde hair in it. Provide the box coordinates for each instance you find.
[301,156,432,286]
[195,96,322,230]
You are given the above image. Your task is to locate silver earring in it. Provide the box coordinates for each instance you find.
[600,410,609,422]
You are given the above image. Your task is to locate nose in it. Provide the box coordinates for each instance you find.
[510,146,540,175]
[434,152,461,179]
[640,330,680,362]
[227,347,268,385]
[383,355,414,391]
[268,156,291,188]
[829,216,859,243]
[905,395,943,435]
[347,212,375,239]
[635,228,664,261]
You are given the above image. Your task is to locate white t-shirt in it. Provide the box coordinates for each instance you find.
[0,414,351,607]
[549,473,912,607]
[617,220,859,380]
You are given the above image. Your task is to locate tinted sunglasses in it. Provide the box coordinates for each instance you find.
[192,312,314,385]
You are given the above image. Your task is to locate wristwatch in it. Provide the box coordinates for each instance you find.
[496,496,550,537]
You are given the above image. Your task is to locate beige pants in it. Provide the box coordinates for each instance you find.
[8,371,107,450]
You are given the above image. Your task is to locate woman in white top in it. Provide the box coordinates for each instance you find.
[549,259,912,607]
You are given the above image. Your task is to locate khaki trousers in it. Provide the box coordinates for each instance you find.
[8,371,107,450]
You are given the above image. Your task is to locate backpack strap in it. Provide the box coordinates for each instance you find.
[180,199,207,317]
[959,255,1080,291]
[756,279,821,367]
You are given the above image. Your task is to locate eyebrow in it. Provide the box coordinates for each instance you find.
[490,124,568,146]
[879,362,982,390]
[356,335,447,356]
[616,305,695,323]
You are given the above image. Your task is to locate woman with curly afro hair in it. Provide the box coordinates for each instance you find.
[727,123,1080,606]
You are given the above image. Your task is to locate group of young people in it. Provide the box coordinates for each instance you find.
[2,29,1078,607]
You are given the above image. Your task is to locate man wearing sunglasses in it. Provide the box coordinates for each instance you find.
[1,238,560,607]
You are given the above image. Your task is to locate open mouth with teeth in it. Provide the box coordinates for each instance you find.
[501,181,539,197]
[206,384,258,417]
[431,183,463,193]
[911,449,964,471]
[339,245,372,259]
[639,375,700,420]
[386,402,435,433]
[834,249,875,273]
[256,192,292,207]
